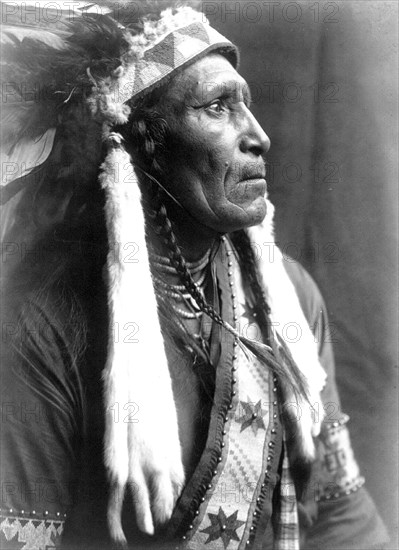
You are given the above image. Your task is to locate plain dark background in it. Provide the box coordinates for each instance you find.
[207,0,398,543]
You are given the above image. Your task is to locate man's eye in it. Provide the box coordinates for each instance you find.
[206,99,226,113]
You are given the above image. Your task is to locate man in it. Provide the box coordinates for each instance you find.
[0,2,389,549]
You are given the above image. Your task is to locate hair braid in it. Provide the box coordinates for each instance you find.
[230,229,271,331]
[154,203,226,328]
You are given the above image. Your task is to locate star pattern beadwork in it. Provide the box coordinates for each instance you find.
[200,507,245,548]
[240,301,257,323]
[236,398,267,435]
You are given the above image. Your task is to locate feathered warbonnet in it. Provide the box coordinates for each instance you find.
[1,1,326,544]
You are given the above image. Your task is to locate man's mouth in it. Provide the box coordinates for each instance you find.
[234,178,267,199]
[239,166,267,185]
[228,164,268,196]
[239,177,267,190]
[241,176,266,182]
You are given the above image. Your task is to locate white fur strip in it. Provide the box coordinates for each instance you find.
[99,136,184,541]
[248,199,326,459]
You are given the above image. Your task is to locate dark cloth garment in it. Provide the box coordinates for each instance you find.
[0,232,389,549]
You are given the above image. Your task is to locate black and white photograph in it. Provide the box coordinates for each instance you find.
[0,1,397,549]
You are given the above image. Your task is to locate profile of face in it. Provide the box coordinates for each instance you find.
[153,53,271,234]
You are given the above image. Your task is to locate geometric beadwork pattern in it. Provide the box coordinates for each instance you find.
[119,22,237,103]
[316,417,364,502]
[0,514,64,549]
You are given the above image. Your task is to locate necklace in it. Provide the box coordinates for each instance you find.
[150,248,211,275]
[152,268,208,296]
[150,248,211,321]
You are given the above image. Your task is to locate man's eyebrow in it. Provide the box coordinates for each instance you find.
[220,81,252,105]
[190,79,252,105]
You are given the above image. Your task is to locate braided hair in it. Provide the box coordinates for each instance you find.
[230,229,272,333]
[154,203,225,327]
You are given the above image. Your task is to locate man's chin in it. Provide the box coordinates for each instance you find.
[239,197,267,228]
[216,199,267,233]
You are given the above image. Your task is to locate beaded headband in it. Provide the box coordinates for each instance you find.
[118,18,238,103]
[90,7,238,127]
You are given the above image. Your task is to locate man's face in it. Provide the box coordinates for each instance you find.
[156,54,271,234]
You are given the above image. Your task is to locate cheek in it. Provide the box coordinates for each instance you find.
[169,137,229,201]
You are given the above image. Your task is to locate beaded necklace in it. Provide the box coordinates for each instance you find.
[149,248,212,322]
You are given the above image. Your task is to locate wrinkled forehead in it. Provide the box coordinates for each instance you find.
[163,53,250,106]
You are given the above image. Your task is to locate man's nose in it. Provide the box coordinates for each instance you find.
[239,106,271,156]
